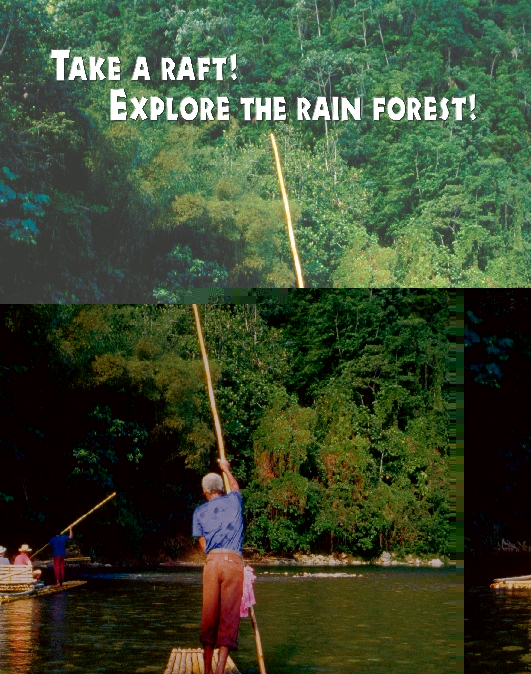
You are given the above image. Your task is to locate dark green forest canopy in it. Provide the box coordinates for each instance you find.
[1,1,530,298]
[0,290,452,561]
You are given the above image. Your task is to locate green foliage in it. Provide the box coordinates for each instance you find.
[72,405,148,486]
[1,0,530,296]
[0,167,49,244]
[243,290,451,556]
[0,292,451,559]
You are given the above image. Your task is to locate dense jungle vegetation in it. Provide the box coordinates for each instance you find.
[0,290,453,561]
[1,1,530,299]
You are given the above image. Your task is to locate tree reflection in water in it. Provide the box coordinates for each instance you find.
[0,599,41,674]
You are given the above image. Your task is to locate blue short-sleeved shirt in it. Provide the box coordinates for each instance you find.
[49,534,70,557]
[192,491,244,554]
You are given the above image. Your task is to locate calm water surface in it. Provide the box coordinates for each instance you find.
[0,567,454,674]
[466,585,531,673]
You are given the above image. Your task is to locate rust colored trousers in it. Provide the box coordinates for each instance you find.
[53,556,65,585]
[201,550,244,650]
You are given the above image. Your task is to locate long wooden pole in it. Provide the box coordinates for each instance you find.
[191,304,267,674]
[191,304,230,494]
[31,492,117,559]
[270,132,304,289]
[249,605,267,674]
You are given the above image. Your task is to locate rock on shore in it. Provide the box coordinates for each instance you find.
[290,552,447,567]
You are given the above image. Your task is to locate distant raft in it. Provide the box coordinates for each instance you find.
[491,574,531,589]
[33,556,92,569]
[164,648,240,674]
[0,580,86,604]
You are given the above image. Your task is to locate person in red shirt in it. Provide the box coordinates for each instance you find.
[13,544,42,581]
[13,544,31,565]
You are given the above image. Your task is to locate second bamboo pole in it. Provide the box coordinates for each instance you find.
[31,492,117,559]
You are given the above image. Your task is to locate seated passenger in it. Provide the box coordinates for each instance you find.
[0,546,10,565]
[14,544,42,580]
[14,544,32,565]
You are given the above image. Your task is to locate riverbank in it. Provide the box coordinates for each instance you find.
[36,549,451,571]
[161,549,450,567]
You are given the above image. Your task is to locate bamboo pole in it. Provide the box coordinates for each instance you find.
[31,492,117,559]
[270,132,304,289]
[191,304,230,495]
[249,605,267,674]
[191,304,267,674]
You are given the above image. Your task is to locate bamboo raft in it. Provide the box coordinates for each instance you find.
[0,563,37,591]
[0,580,86,604]
[164,649,239,674]
[491,574,531,589]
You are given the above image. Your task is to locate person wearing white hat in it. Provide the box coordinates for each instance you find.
[0,546,9,565]
[14,544,42,580]
[14,544,32,565]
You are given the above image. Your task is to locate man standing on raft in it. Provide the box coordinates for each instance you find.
[49,527,73,586]
[193,459,244,674]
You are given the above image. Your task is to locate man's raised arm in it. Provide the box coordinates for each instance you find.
[218,459,240,493]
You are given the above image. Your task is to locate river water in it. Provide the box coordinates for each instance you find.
[466,584,531,673]
[0,566,455,674]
